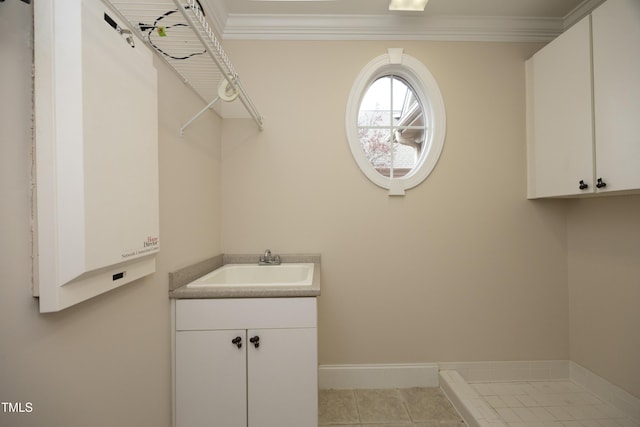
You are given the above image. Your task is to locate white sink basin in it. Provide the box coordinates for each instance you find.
[186,263,314,288]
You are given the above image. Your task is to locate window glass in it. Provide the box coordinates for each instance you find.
[358,76,425,178]
[345,49,446,195]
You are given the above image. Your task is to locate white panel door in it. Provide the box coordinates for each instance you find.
[592,0,640,192]
[247,328,318,427]
[526,17,594,198]
[176,330,247,427]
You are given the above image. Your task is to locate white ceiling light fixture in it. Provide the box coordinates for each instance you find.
[389,0,429,12]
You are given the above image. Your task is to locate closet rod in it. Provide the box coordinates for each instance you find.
[180,96,219,136]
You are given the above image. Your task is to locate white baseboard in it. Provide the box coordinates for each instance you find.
[318,363,439,389]
[438,360,570,382]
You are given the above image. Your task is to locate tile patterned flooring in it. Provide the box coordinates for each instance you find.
[319,387,465,426]
[469,380,638,427]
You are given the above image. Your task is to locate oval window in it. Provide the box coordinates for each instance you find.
[346,49,446,195]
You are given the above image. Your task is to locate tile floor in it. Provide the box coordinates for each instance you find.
[470,380,638,427]
[319,387,465,426]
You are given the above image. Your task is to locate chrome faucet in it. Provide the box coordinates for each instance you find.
[259,249,281,265]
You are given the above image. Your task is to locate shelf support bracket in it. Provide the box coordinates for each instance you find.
[180,96,220,136]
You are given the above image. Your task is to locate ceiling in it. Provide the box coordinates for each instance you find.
[204,0,605,41]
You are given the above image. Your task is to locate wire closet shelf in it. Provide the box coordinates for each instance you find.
[108,0,264,132]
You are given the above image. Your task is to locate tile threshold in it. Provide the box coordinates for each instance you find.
[440,370,639,427]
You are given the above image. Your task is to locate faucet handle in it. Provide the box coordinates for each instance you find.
[259,249,281,265]
[260,249,272,264]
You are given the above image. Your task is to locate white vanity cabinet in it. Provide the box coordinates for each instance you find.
[174,298,318,427]
[526,0,640,198]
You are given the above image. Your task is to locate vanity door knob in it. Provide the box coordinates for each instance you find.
[231,336,243,349]
[249,336,260,348]
[579,180,589,190]
[596,178,607,188]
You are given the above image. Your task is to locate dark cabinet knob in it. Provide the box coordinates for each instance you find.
[231,336,242,349]
[579,180,589,190]
[249,336,260,348]
[596,178,607,188]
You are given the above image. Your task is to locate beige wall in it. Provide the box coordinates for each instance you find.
[0,3,221,425]
[568,195,640,398]
[220,40,570,365]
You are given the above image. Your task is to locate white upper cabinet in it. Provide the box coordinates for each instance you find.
[591,0,640,193]
[526,17,593,198]
[526,0,640,198]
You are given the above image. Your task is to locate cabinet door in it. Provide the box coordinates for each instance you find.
[526,17,594,198]
[176,330,247,427]
[247,328,318,427]
[592,0,640,192]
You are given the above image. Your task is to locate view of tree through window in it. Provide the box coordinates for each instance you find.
[358,75,426,178]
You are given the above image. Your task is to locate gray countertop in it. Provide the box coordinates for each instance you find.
[169,254,321,299]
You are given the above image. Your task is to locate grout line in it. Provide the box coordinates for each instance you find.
[397,387,415,423]
[352,389,361,424]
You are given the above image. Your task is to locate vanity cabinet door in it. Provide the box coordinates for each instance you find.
[175,330,247,427]
[247,327,318,427]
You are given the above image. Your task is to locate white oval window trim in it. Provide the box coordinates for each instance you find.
[346,48,446,196]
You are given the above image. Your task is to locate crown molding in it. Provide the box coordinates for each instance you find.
[207,0,603,42]
[221,14,564,42]
[563,0,605,28]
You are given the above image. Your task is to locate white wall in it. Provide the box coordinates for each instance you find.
[0,3,222,425]
[220,40,570,365]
